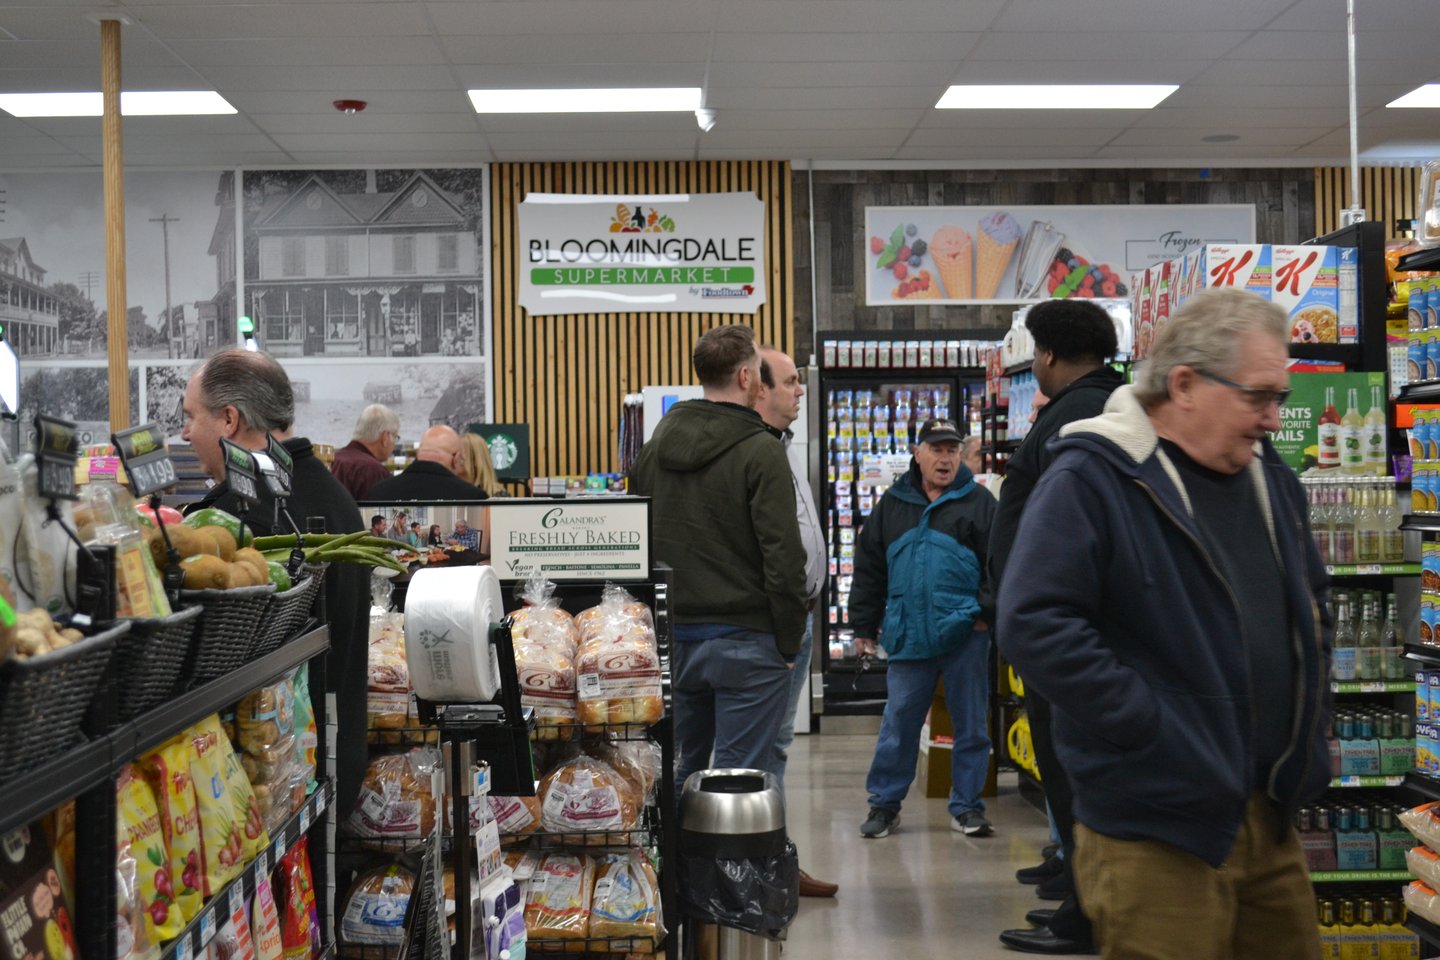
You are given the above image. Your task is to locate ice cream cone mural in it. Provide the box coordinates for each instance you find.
[976,212,1021,299]
[930,226,973,299]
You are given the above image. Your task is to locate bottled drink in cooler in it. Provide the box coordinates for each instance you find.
[1318,386,1342,471]
[1341,388,1365,476]
[1356,484,1382,564]
[1310,484,1333,564]
[1332,486,1356,564]
[1333,595,1358,681]
[1364,386,1388,476]
[1357,597,1382,681]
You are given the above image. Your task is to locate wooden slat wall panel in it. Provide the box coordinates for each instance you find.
[491,161,793,479]
[1314,165,1421,237]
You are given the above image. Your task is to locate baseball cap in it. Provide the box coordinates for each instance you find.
[917,418,962,445]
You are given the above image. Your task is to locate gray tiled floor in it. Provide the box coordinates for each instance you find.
[780,732,1054,959]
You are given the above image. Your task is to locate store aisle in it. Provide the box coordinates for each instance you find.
[781,733,1055,959]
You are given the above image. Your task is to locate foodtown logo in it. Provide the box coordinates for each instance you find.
[691,284,756,299]
[608,202,675,234]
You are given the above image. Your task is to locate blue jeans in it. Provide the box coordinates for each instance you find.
[865,631,991,818]
[772,616,814,792]
[672,624,793,799]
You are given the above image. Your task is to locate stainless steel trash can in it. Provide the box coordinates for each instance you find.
[680,769,789,960]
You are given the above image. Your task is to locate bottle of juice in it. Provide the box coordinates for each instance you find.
[1333,595,1359,682]
[1342,388,1366,476]
[1364,386,1388,476]
[1320,900,1342,960]
[1319,386,1343,470]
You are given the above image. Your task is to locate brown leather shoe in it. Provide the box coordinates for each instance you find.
[798,869,838,898]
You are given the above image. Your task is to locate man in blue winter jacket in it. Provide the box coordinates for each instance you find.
[998,287,1332,960]
[852,418,997,840]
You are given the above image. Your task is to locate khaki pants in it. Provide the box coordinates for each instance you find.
[1074,794,1320,960]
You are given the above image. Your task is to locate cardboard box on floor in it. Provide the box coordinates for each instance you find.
[916,681,997,799]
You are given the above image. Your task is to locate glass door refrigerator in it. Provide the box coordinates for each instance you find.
[815,330,995,715]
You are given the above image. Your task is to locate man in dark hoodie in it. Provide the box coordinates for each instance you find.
[998,288,1331,960]
[629,325,807,798]
[851,418,996,840]
[990,299,1123,954]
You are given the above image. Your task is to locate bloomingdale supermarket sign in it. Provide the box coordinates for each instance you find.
[518,192,767,315]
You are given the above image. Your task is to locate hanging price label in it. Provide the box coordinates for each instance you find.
[33,415,78,501]
[198,908,216,946]
[229,884,244,919]
[266,435,294,497]
[300,805,311,833]
[256,849,268,878]
[112,423,178,497]
[175,935,193,960]
[220,439,261,506]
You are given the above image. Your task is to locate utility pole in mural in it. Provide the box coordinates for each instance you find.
[150,213,180,358]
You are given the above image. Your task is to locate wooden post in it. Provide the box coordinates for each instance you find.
[101,19,130,431]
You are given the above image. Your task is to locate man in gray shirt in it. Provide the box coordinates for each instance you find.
[757,346,837,899]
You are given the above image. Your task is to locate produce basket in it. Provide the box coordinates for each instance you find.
[0,620,126,783]
[83,605,205,729]
[250,564,327,660]
[180,582,276,683]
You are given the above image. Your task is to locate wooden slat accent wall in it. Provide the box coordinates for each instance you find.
[1315,165,1422,237]
[491,161,794,478]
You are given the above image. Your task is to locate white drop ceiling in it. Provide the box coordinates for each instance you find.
[0,0,1437,169]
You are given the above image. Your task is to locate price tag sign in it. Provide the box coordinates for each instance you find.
[300,805,311,833]
[266,435,294,497]
[220,439,261,506]
[316,790,326,816]
[273,837,286,863]
[175,935,193,960]
[228,884,244,919]
[256,849,268,878]
[112,423,178,497]
[1355,564,1383,575]
[198,909,216,946]
[33,415,78,501]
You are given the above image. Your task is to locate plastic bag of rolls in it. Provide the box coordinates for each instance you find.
[573,585,662,730]
[346,748,440,840]
[538,755,641,843]
[235,677,301,833]
[524,852,595,940]
[589,848,662,941]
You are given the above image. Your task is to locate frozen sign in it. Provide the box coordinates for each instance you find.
[519,192,766,315]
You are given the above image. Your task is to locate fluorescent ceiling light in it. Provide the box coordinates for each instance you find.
[1388,84,1440,108]
[936,84,1179,110]
[0,90,236,117]
[468,87,702,114]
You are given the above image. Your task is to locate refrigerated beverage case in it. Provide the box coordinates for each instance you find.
[1378,486,1405,563]
[1342,388,1365,475]
[1364,386,1388,475]
[1333,487,1356,564]
[1357,598,1382,681]
[1319,386,1342,470]
[1381,595,1403,680]
[1356,485,1382,565]
[1311,485,1334,564]
[1320,900,1341,960]
[1333,596,1358,681]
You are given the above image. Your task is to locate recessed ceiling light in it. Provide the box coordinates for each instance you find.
[1387,84,1440,108]
[468,87,702,114]
[1202,134,1241,143]
[935,84,1179,110]
[0,90,236,117]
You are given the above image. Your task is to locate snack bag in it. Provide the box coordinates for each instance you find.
[208,905,257,960]
[116,763,184,943]
[236,678,297,833]
[278,840,318,960]
[251,877,284,960]
[138,737,204,924]
[187,718,250,895]
[290,665,317,792]
[117,842,159,960]
[523,852,594,941]
[589,849,661,940]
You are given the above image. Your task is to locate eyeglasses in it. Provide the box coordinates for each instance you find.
[1195,370,1291,411]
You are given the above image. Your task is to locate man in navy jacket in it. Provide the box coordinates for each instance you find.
[998,287,1332,960]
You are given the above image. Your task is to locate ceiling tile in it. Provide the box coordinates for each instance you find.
[0,38,180,68]
[455,63,703,87]
[944,59,1214,84]
[132,3,429,39]
[439,33,713,65]
[917,109,1143,130]
[709,85,941,110]
[966,31,1248,62]
[250,112,480,134]
[269,132,491,153]
[1276,0,1439,32]
[166,36,446,67]
[709,60,956,89]
[1191,58,1427,87]
[483,131,701,151]
[1108,126,1333,147]
[223,90,474,114]
[710,31,981,63]
[426,0,713,36]
[199,64,457,92]
[905,126,1125,148]
[475,113,701,133]
[1127,106,1350,129]
[1159,83,1400,111]
[0,65,205,91]
[994,0,1294,32]
[711,108,928,130]
[892,145,1102,160]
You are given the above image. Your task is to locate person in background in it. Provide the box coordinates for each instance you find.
[366,425,487,502]
[332,403,397,501]
[997,288,1331,960]
[755,345,838,900]
[961,434,983,476]
[180,347,369,815]
[388,510,409,542]
[428,523,444,547]
[407,522,423,548]
[628,325,807,801]
[852,418,997,840]
[989,299,1124,955]
[458,431,506,497]
[370,514,387,538]
[450,517,480,552]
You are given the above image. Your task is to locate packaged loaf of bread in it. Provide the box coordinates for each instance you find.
[509,574,579,656]
[368,613,414,743]
[488,794,543,840]
[589,848,661,941]
[339,863,414,949]
[346,748,440,840]
[592,740,663,804]
[539,755,640,843]
[515,639,577,740]
[574,583,654,643]
[523,852,595,941]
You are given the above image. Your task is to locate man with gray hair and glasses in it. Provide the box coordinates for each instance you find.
[997,287,1332,960]
[332,403,399,500]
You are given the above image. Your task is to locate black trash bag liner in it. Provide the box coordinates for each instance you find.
[679,840,799,939]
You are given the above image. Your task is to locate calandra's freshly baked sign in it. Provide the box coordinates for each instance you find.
[518,192,766,315]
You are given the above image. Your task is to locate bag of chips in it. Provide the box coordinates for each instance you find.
[139,736,204,925]
[116,763,184,943]
[251,876,284,960]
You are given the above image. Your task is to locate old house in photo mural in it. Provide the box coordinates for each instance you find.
[246,171,481,358]
[0,237,59,357]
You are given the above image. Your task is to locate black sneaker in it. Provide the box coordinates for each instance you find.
[952,811,994,837]
[859,807,899,838]
[1016,855,1064,885]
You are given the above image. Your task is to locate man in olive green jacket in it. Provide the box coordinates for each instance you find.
[630,325,808,798]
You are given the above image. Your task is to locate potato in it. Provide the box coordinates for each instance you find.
[181,554,229,590]
[13,626,49,658]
